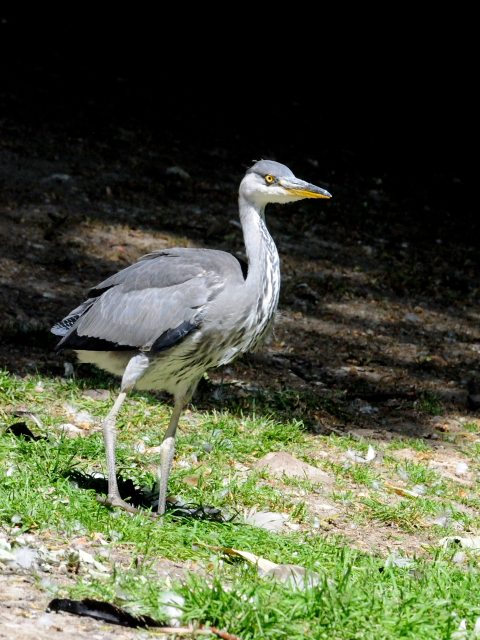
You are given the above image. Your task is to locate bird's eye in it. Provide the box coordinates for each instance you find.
[265,175,275,184]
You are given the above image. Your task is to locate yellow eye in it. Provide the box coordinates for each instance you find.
[265,175,275,184]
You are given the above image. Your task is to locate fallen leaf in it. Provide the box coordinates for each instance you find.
[144,445,162,455]
[183,475,200,487]
[200,544,321,590]
[91,532,109,545]
[384,482,422,498]
[202,545,277,572]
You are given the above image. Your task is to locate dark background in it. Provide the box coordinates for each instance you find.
[0,10,474,232]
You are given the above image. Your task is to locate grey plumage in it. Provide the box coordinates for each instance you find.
[54,249,246,352]
[246,159,294,178]
[52,159,331,517]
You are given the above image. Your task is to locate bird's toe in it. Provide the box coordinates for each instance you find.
[96,494,158,519]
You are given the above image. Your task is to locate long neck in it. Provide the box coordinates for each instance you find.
[238,193,279,289]
[237,194,280,343]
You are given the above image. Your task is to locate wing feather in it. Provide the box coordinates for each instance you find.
[54,248,245,352]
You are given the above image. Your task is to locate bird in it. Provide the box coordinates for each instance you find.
[51,160,332,517]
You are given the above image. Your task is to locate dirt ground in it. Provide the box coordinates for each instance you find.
[1,118,479,427]
[0,532,187,640]
[0,106,479,636]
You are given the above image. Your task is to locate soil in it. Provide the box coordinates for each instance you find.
[1,118,479,434]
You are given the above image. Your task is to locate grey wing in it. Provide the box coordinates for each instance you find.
[51,298,96,337]
[53,249,245,352]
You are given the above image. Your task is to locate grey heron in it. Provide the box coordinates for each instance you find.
[52,160,331,516]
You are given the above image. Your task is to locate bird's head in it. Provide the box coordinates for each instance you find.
[240,159,332,207]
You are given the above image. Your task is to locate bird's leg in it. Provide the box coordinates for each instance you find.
[157,381,199,517]
[157,401,183,517]
[97,353,150,515]
[96,390,136,512]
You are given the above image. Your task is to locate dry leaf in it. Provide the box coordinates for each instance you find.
[144,445,162,455]
[384,482,422,498]
[201,545,277,572]
[199,544,320,590]
[183,475,200,487]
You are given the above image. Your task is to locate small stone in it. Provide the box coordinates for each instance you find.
[255,452,334,487]
[82,389,110,401]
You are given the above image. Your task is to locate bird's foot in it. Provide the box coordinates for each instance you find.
[96,495,158,519]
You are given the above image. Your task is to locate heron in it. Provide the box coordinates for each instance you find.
[52,160,331,516]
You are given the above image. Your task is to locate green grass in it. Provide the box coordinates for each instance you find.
[418,392,443,416]
[387,437,432,453]
[2,368,480,638]
[66,546,480,639]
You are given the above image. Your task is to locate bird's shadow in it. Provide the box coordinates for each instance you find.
[66,469,235,522]
[4,422,233,523]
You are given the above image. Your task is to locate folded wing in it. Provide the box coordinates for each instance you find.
[53,249,246,353]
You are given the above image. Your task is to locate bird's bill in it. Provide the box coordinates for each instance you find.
[279,177,332,199]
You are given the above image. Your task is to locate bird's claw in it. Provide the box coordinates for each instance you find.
[96,495,158,519]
